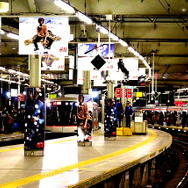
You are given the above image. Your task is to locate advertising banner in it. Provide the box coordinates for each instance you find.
[77,57,139,86]
[41,54,65,71]
[78,43,115,58]
[24,87,45,156]
[19,17,69,55]
[77,94,93,145]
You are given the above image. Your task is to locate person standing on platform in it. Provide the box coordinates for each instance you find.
[115,99,123,127]
[125,101,133,128]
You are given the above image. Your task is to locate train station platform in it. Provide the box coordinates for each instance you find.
[0,132,24,143]
[0,127,172,188]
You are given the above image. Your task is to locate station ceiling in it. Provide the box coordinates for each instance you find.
[0,0,188,90]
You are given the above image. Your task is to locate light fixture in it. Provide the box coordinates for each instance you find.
[119,39,128,47]
[8,69,16,74]
[143,60,151,69]
[96,25,108,34]
[0,66,5,71]
[0,29,5,34]
[100,26,108,34]
[128,46,136,54]
[7,33,19,40]
[0,0,9,13]
[54,0,75,14]
[109,33,119,41]
[76,11,93,24]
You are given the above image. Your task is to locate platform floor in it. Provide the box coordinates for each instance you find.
[0,132,24,142]
[0,128,172,188]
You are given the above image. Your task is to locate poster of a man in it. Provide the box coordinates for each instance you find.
[77,94,92,144]
[19,17,69,55]
[33,18,54,52]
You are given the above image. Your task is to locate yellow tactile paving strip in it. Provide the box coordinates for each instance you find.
[0,129,171,188]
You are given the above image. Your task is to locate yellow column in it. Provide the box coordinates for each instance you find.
[107,80,115,99]
[29,55,41,87]
[81,70,91,94]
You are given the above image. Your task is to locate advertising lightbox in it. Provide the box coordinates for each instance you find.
[78,43,115,58]
[19,17,69,55]
[41,54,65,71]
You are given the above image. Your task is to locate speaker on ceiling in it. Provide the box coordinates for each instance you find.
[91,54,106,70]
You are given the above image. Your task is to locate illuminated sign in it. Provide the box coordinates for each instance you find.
[19,17,69,55]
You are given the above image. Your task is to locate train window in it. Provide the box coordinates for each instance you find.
[46,101,77,125]
[52,101,62,106]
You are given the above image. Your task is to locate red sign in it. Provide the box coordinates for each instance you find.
[115,88,132,98]
[115,88,121,98]
[18,94,25,101]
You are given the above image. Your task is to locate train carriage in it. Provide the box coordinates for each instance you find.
[45,94,100,133]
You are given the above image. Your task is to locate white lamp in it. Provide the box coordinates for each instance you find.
[0,1,9,13]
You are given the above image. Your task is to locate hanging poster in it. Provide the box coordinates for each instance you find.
[78,43,115,57]
[19,17,69,55]
[77,57,139,86]
[41,54,65,71]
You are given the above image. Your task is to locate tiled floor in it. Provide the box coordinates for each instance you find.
[0,128,172,188]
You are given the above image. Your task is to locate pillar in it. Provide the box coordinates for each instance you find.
[29,55,41,87]
[131,165,141,188]
[24,55,45,156]
[148,159,156,185]
[141,163,149,187]
[101,93,105,124]
[81,70,91,94]
[104,80,116,139]
[107,80,114,99]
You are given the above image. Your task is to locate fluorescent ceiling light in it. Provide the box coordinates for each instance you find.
[54,0,75,14]
[0,2,9,13]
[143,60,151,69]
[0,29,5,34]
[138,55,144,61]
[7,33,19,40]
[98,25,109,34]
[76,12,93,24]
[8,69,16,73]
[119,39,128,47]
[128,46,136,54]
[0,66,5,71]
[109,33,118,41]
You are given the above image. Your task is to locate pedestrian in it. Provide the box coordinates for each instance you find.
[125,101,133,127]
[115,99,123,127]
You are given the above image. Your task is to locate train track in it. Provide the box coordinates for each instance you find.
[152,128,188,188]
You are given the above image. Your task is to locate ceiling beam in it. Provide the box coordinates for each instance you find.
[89,14,188,24]
[142,54,188,57]
[124,38,188,43]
